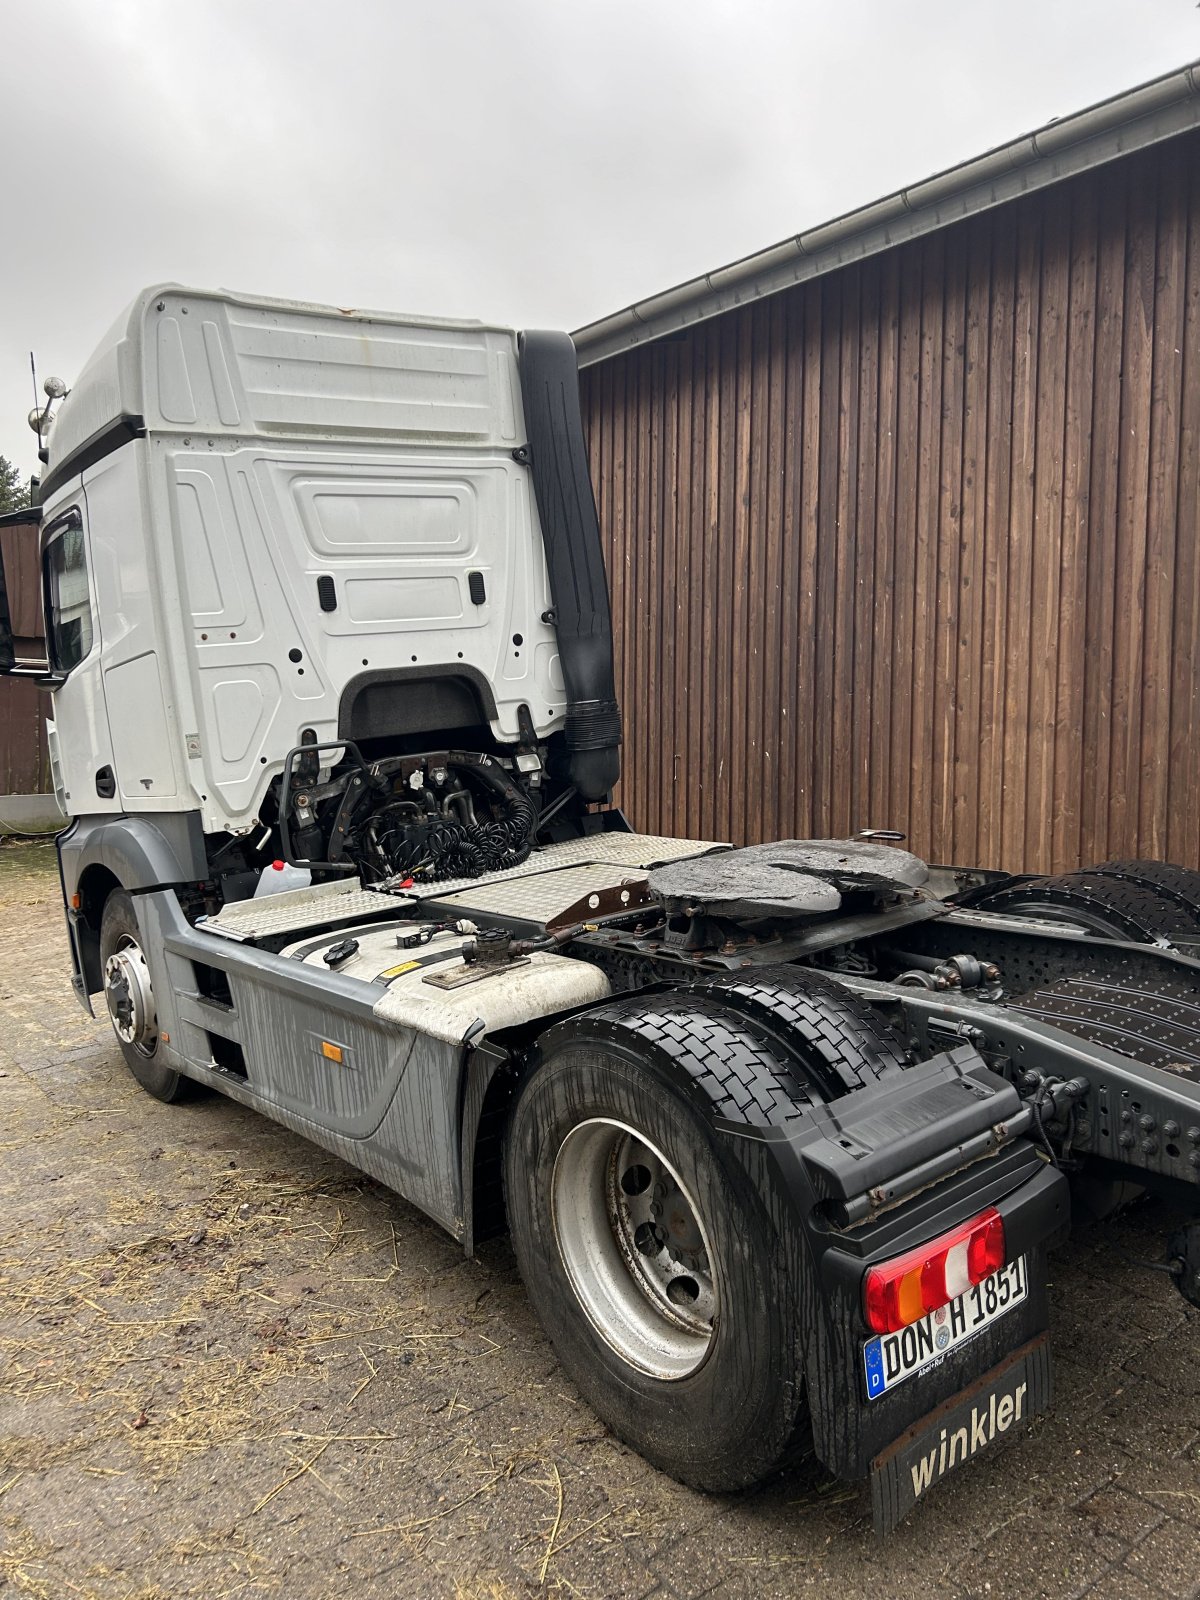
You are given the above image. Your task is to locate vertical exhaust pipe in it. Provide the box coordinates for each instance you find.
[517,330,622,801]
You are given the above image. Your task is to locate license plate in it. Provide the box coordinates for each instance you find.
[863,1256,1027,1400]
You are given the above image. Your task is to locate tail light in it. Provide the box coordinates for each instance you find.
[863,1208,1005,1335]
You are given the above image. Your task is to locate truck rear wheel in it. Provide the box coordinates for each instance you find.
[100,891,194,1104]
[972,870,1200,945]
[504,997,810,1492]
[693,965,910,1094]
[1091,859,1200,920]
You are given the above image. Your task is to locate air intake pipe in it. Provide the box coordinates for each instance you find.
[517,330,622,801]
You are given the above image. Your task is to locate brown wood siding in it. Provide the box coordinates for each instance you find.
[0,519,52,795]
[581,131,1200,873]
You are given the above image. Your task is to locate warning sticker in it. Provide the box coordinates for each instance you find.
[378,960,422,980]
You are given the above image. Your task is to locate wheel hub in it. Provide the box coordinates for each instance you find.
[551,1118,718,1380]
[104,941,158,1056]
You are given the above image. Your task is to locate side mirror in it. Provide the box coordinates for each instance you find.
[0,506,60,683]
[0,529,14,671]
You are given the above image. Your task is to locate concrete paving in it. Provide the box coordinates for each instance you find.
[0,841,1197,1600]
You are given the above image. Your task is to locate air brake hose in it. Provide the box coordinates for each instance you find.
[443,751,536,867]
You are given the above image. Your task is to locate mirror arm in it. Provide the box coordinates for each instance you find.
[0,509,48,678]
[4,664,64,686]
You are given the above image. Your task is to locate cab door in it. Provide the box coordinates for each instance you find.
[41,501,119,813]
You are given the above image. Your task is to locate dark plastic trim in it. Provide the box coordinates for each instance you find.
[38,413,146,502]
[336,662,500,741]
[41,507,86,678]
[57,812,210,901]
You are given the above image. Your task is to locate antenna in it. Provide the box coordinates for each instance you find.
[28,352,50,462]
[28,351,49,440]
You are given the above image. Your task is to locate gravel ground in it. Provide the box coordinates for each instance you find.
[1,840,1198,1600]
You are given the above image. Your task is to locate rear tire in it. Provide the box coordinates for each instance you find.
[693,965,911,1094]
[1092,859,1200,921]
[100,890,196,1104]
[504,996,811,1491]
[971,870,1200,945]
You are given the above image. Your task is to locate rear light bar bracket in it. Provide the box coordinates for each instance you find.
[788,1045,1029,1228]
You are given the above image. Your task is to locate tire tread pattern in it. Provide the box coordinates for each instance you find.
[1093,859,1200,920]
[691,966,910,1097]
[566,991,814,1129]
[976,870,1200,944]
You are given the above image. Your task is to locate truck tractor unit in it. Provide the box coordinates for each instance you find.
[6,285,1200,1531]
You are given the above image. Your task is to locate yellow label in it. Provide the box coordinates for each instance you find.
[379,960,422,980]
[320,1041,344,1064]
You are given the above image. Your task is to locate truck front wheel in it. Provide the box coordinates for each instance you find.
[504,1004,810,1491]
[99,891,193,1104]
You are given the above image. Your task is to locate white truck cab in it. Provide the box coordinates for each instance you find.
[34,286,574,833]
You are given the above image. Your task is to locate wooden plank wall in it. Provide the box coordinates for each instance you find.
[581,131,1200,873]
[0,518,52,794]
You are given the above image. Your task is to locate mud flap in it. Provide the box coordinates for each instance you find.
[870,1334,1053,1533]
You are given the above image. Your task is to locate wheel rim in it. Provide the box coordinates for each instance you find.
[104,937,159,1057]
[551,1117,718,1380]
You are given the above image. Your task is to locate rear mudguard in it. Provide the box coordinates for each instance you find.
[743,1093,1063,1478]
[534,989,1068,1481]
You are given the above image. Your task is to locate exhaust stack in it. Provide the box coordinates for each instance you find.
[517,330,622,801]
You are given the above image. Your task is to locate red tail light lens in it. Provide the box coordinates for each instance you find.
[863,1208,1005,1335]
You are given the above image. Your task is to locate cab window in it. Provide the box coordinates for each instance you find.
[44,512,94,673]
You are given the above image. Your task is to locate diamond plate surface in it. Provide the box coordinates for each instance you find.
[400,832,724,900]
[199,882,408,942]
[431,862,652,923]
[198,834,722,941]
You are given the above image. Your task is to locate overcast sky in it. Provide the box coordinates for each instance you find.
[3,0,1197,478]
